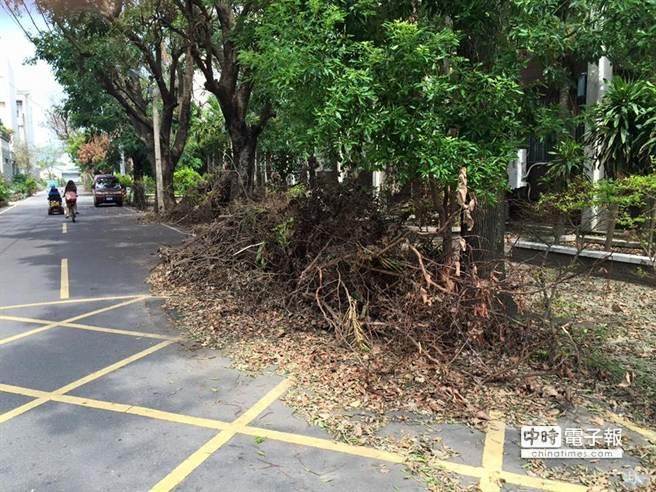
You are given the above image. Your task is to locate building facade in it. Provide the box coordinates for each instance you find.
[0,58,36,180]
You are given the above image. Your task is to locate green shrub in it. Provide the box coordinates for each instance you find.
[143,175,155,194]
[0,175,10,203]
[11,173,39,197]
[173,166,205,196]
[117,174,133,188]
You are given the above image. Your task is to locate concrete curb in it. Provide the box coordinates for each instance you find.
[513,240,656,267]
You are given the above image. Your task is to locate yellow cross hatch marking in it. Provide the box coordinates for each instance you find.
[0,340,174,424]
[606,412,656,442]
[0,298,632,491]
[0,296,148,346]
[151,379,294,492]
[0,294,151,311]
[0,314,176,341]
[0,381,591,492]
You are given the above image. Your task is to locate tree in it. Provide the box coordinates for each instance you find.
[169,0,275,193]
[246,1,524,270]
[10,0,195,211]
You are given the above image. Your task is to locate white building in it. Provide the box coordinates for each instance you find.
[15,90,35,147]
[0,58,36,180]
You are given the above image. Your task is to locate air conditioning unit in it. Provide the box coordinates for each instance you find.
[507,149,528,190]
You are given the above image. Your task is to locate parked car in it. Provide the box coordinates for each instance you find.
[93,174,125,207]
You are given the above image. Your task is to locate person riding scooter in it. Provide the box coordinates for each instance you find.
[64,180,78,220]
[47,186,64,215]
[48,186,62,204]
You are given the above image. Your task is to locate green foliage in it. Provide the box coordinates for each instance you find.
[274,217,295,248]
[11,173,40,197]
[286,184,307,200]
[173,167,205,196]
[143,175,156,194]
[248,2,523,200]
[544,137,587,188]
[0,175,10,202]
[181,100,230,172]
[117,174,133,188]
[540,173,656,233]
[586,79,656,178]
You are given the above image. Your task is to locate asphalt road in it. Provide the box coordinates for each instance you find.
[0,192,421,491]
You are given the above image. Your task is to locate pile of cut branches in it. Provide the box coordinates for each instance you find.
[165,171,241,224]
[158,185,540,372]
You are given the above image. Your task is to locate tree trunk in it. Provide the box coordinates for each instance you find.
[466,193,507,278]
[131,153,147,210]
[604,203,618,251]
[231,133,257,194]
[160,148,177,211]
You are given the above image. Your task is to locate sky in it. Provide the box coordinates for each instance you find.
[0,9,64,147]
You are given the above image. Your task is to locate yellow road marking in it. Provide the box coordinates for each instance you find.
[0,314,176,341]
[606,413,656,442]
[0,340,173,424]
[0,325,57,346]
[0,294,148,311]
[0,397,50,424]
[151,379,293,492]
[56,340,174,394]
[480,411,505,492]
[60,258,69,299]
[500,471,588,492]
[62,223,67,234]
[0,296,147,346]
[239,425,408,464]
[0,381,590,491]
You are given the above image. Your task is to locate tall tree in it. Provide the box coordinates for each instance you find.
[7,0,195,210]
[169,0,275,192]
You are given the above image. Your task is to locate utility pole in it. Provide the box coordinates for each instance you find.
[152,87,164,213]
[120,149,126,175]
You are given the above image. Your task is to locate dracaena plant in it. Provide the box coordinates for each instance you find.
[586,78,656,179]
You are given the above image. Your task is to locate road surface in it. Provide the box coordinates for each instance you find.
[0,192,420,491]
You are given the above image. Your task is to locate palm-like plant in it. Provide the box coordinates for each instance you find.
[586,79,656,178]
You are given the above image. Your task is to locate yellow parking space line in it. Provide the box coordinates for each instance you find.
[0,340,173,425]
[0,397,50,424]
[60,322,178,340]
[606,413,656,442]
[59,296,148,324]
[232,379,293,426]
[0,314,176,341]
[152,379,293,492]
[60,258,69,300]
[239,425,406,464]
[55,340,175,395]
[0,315,56,325]
[500,471,588,492]
[55,394,229,430]
[0,380,590,491]
[125,405,228,430]
[0,294,147,311]
[479,411,505,492]
[0,383,49,399]
[62,223,67,234]
[0,296,148,346]
[0,324,56,346]
[151,431,236,492]
[0,382,228,430]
